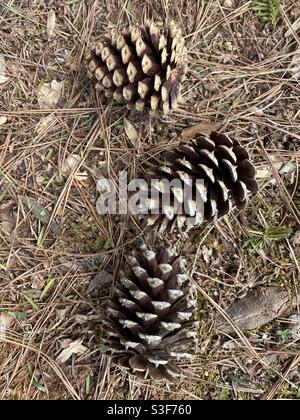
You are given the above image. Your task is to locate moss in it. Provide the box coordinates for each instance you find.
[277,383,300,400]
[219,388,231,400]
[65,214,104,253]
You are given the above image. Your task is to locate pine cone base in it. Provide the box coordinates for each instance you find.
[87,21,187,114]
[142,131,258,233]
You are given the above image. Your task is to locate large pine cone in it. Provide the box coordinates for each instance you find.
[102,245,198,381]
[140,131,258,232]
[87,21,187,114]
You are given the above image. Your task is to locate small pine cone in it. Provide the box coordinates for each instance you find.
[142,131,258,232]
[103,245,198,381]
[87,21,187,114]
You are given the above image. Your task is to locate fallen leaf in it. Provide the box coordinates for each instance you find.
[37,79,64,108]
[31,273,46,290]
[74,315,88,324]
[279,162,296,175]
[223,341,239,350]
[35,174,46,186]
[256,168,271,179]
[47,10,56,41]
[256,160,296,183]
[223,0,233,7]
[56,338,87,363]
[0,116,8,126]
[55,308,68,321]
[59,154,88,182]
[35,114,56,133]
[251,106,264,116]
[181,121,222,139]
[124,117,139,149]
[0,54,9,84]
[19,195,59,233]
[61,154,81,174]
[59,338,74,348]
[0,313,14,337]
[86,271,113,294]
[216,287,300,334]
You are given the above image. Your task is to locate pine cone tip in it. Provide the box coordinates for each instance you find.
[102,245,198,381]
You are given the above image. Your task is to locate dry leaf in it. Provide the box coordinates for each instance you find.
[216,287,300,334]
[256,168,271,179]
[35,114,56,133]
[0,54,9,84]
[0,116,8,126]
[223,0,233,7]
[19,195,59,233]
[86,271,113,294]
[55,308,68,321]
[124,117,139,146]
[61,154,81,174]
[256,160,295,182]
[279,162,296,175]
[37,79,64,108]
[35,174,46,186]
[181,121,222,139]
[59,154,88,182]
[47,10,56,41]
[31,273,45,290]
[0,313,14,337]
[74,315,88,324]
[59,338,74,348]
[56,338,87,363]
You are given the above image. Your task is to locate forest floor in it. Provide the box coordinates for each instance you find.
[0,0,300,400]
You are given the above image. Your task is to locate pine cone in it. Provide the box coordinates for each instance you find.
[103,245,198,381]
[87,21,187,114]
[141,131,258,232]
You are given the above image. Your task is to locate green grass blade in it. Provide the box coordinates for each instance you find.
[40,278,55,300]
